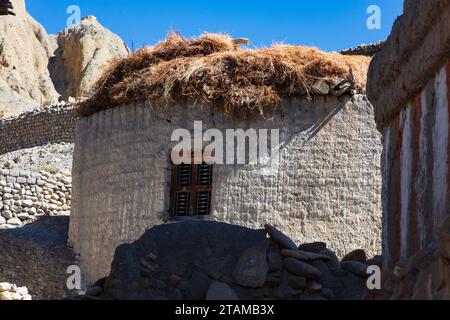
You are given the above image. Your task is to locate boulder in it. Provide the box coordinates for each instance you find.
[281,249,331,261]
[342,249,367,263]
[233,246,269,288]
[298,242,327,253]
[0,0,59,117]
[206,282,239,300]
[49,16,129,101]
[265,224,297,250]
[267,243,283,272]
[283,258,322,279]
[341,261,369,278]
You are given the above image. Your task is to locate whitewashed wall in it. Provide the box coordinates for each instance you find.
[69,95,383,282]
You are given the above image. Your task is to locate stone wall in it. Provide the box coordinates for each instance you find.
[0,103,78,156]
[376,62,450,268]
[367,0,450,130]
[70,95,383,282]
[0,169,72,228]
[367,0,450,269]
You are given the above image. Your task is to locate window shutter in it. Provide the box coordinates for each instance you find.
[197,164,213,185]
[170,158,213,217]
[174,192,190,216]
[195,191,211,216]
[177,164,192,187]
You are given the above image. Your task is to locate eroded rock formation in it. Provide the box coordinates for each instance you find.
[0,0,59,116]
[49,16,129,101]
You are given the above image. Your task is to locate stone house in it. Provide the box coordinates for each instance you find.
[69,35,383,282]
[367,0,450,268]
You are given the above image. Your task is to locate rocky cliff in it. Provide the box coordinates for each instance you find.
[49,16,129,101]
[0,0,58,117]
[0,1,129,117]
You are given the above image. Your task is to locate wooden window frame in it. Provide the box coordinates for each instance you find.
[170,153,213,217]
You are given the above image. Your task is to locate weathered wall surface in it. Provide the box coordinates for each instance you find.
[367,0,450,270]
[0,105,78,156]
[70,95,383,282]
[380,62,450,268]
[367,0,450,130]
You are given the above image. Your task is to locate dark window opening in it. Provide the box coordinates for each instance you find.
[170,161,213,217]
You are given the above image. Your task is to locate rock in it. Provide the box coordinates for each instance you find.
[341,261,369,278]
[0,291,13,300]
[319,249,342,274]
[7,218,22,226]
[0,216,6,225]
[1,210,13,220]
[287,275,307,290]
[312,79,330,95]
[342,249,367,263]
[0,282,12,292]
[307,280,322,293]
[22,294,32,301]
[15,287,28,296]
[49,16,129,101]
[266,273,283,287]
[367,255,383,268]
[283,258,322,279]
[233,246,269,288]
[298,242,327,253]
[265,224,297,250]
[17,213,30,221]
[0,0,59,117]
[281,249,331,261]
[20,199,33,207]
[267,243,283,272]
[273,283,293,300]
[85,286,103,297]
[205,282,239,300]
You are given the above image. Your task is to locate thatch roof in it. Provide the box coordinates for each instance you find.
[77,33,371,118]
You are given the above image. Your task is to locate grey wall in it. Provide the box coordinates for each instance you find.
[70,95,383,282]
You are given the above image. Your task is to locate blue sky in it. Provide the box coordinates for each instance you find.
[27,0,403,52]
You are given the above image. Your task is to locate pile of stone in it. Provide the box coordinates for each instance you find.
[384,217,450,300]
[0,282,32,300]
[0,169,71,229]
[340,42,384,57]
[80,221,376,300]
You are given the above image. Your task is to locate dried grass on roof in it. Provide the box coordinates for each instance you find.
[78,33,371,117]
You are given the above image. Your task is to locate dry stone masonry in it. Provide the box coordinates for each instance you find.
[0,169,72,229]
[0,282,31,300]
[0,103,78,156]
[79,222,374,300]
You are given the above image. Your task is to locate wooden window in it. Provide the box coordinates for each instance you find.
[170,160,213,217]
